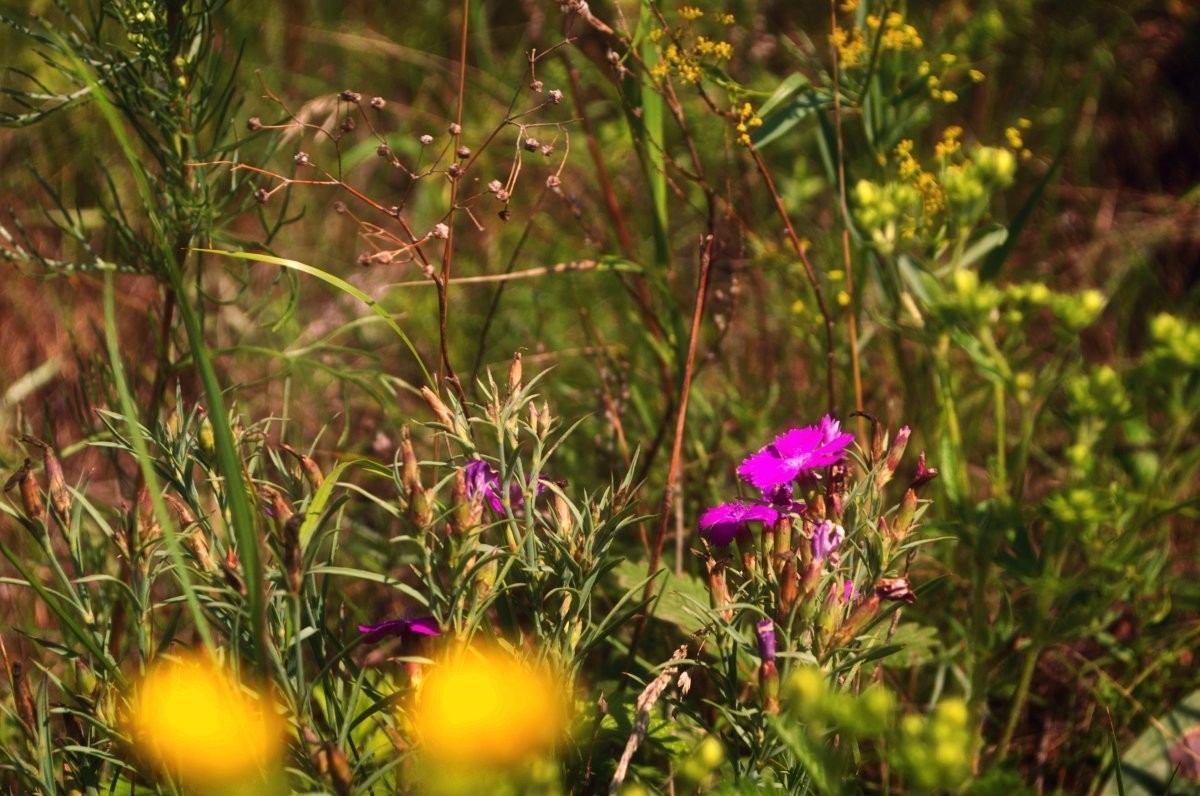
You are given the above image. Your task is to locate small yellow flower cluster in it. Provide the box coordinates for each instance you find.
[1006,118,1033,159]
[866,11,924,51]
[735,102,763,146]
[831,24,867,65]
[934,126,963,161]
[894,139,947,221]
[649,6,736,84]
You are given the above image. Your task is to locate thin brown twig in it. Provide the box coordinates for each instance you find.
[748,144,837,413]
[829,0,866,439]
[632,235,715,647]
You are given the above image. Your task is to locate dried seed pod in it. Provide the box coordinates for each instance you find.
[530,79,544,92]
[283,513,303,595]
[369,96,386,109]
[246,116,263,131]
[548,88,563,104]
[523,137,540,152]
[420,388,456,430]
[20,436,70,518]
[11,662,36,738]
[279,442,324,491]
[222,548,246,595]
[327,744,353,796]
[294,151,311,166]
[339,89,362,103]
[507,351,523,394]
[340,116,356,133]
[448,122,462,135]
[5,459,44,522]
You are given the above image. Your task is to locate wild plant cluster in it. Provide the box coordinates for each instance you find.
[0,1,1197,794]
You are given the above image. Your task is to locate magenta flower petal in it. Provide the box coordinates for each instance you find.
[737,419,855,490]
[700,501,778,547]
[738,449,802,489]
[358,615,441,645]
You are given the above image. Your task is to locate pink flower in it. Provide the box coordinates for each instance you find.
[699,501,779,547]
[737,416,855,490]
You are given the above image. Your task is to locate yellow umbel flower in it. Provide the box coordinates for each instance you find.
[414,647,566,766]
[128,655,284,789]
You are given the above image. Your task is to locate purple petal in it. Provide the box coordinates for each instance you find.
[405,615,441,637]
[811,520,845,563]
[770,427,825,463]
[737,450,800,489]
[756,619,777,663]
[358,615,441,645]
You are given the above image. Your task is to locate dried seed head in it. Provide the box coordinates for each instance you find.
[6,459,44,523]
[247,116,263,131]
[294,151,311,166]
[508,351,523,394]
[540,144,554,157]
[420,387,456,429]
[340,116,356,133]
[487,179,503,194]
[523,137,540,152]
[498,209,511,222]
[447,163,462,178]
[495,189,510,202]
[279,442,325,491]
[448,122,462,135]
[253,187,269,204]
[283,513,303,595]
[606,48,620,64]
[370,96,386,109]
[400,425,420,493]
[530,79,544,92]
[356,252,372,268]
[875,577,916,605]
[21,435,70,518]
[431,222,450,240]
[339,89,362,103]
[376,144,390,158]
[456,145,471,159]
[548,88,564,104]
[333,200,347,214]
[546,174,562,190]
[419,134,433,145]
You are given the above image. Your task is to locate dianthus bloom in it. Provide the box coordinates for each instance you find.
[699,501,779,546]
[358,614,441,645]
[737,415,855,489]
[463,459,548,514]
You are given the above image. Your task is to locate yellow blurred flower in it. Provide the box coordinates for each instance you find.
[414,647,566,766]
[127,655,283,788]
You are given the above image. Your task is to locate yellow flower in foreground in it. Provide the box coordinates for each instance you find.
[414,647,566,766]
[128,655,283,787]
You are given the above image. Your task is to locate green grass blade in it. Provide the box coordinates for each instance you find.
[194,248,433,387]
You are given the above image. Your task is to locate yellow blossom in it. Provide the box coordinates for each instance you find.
[679,5,704,21]
[127,655,284,788]
[413,647,567,766]
[1005,126,1023,149]
[968,68,985,82]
